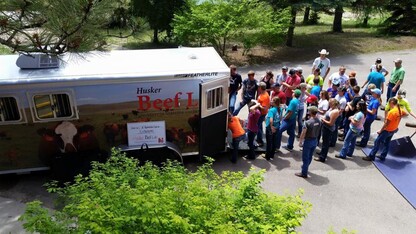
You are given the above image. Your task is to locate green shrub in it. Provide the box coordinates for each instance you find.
[20,149,311,233]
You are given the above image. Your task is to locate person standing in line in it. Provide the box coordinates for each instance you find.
[270,83,287,107]
[315,98,340,162]
[260,70,275,94]
[361,64,385,94]
[296,67,305,83]
[383,89,416,120]
[331,86,347,147]
[306,68,324,91]
[296,106,322,178]
[312,49,331,81]
[339,86,362,141]
[245,101,262,160]
[370,58,389,77]
[297,83,308,138]
[276,66,289,85]
[282,68,301,106]
[363,97,407,161]
[276,89,301,152]
[256,82,271,147]
[227,112,246,163]
[336,101,367,159]
[233,70,258,116]
[356,88,381,148]
[228,65,242,114]
[328,66,348,88]
[310,77,322,98]
[386,58,405,102]
[265,97,283,160]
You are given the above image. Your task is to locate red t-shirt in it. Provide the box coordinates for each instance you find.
[283,75,301,98]
[271,91,286,106]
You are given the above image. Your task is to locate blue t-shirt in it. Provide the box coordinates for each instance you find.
[311,85,321,98]
[367,98,380,121]
[367,71,385,89]
[285,98,299,120]
[266,106,282,128]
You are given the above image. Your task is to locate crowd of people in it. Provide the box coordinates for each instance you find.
[227,49,414,178]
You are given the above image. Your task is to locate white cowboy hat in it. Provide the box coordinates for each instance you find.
[318,49,329,55]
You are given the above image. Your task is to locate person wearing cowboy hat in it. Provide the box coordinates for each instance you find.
[312,49,331,81]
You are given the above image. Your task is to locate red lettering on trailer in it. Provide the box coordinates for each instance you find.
[137,91,198,111]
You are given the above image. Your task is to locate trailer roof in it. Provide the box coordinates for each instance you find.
[0,47,229,85]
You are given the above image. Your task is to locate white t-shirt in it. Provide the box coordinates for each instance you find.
[312,57,331,78]
[335,94,347,110]
[370,64,388,74]
[329,72,348,86]
[317,99,329,118]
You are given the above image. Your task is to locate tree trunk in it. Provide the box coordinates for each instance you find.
[332,5,343,33]
[286,6,297,47]
[363,14,369,26]
[153,28,159,44]
[303,6,310,25]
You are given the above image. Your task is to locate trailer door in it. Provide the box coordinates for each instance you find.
[199,77,228,158]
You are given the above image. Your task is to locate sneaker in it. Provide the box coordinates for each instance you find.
[314,157,325,162]
[316,150,321,155]
[338,132,344,137]
[355,141,365,147]
[338,137,345,141]
[362,156,374,161]
[244,155,255,160]
[335,155,346,159]
[282,145,293,152]
[295,172,307,178]
[376,155,386,161]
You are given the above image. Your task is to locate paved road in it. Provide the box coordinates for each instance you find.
[1,49,416,233]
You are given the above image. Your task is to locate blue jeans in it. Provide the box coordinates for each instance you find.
[301,138,318,175]
[233,98,250,116]
[359,118,375,147]
[266,126,277,159]
[343,116,351,138]
[256,115,266,143]
[297,107,305,136]
[319,126,333,161]
[368,129,397,160]
[330,116,342,146]
[339,129,361,158]
[231,134,245,163]
[229,91,238,114]
[247,130,256,159]
[276,118,296,150]
[387,82,400,101]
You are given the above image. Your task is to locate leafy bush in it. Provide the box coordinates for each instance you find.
[20,149,311,233]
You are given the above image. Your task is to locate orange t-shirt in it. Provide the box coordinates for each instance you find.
[385,107,406,132]
[257,92,270,115]
[228,116,245,138]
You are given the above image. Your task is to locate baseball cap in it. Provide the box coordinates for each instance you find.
[247,70,255,75]
[332,79,340,86]
[272,83,281,88]
[296,66,303,73]
[282,66,288,70]
[294,89,301,97]
[393,58,402,63]
[398,89,407,97]
[371,88,381,95]
[337,86,347,92]
[376,58,382,63]
[306,95,318,104]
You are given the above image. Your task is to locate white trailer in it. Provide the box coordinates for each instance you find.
[0,47,229,175]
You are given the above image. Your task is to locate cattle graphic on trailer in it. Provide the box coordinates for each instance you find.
[0,47,229,174]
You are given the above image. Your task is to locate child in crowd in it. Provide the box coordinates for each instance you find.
[246,100,262,160]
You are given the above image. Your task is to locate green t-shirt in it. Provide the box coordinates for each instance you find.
[390,67,405,84]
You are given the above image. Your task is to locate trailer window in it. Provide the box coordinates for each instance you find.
[206,87,223,110]
[33,93,74,120]
[0,97,21,122]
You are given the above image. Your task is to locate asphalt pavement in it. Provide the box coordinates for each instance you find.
[1,49,416,233]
